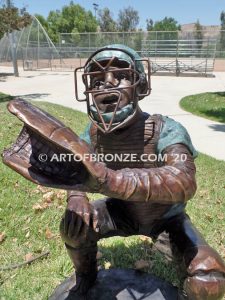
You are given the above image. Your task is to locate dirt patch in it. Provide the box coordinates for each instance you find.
[214,59,225,71]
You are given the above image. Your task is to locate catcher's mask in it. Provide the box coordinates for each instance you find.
[74,44,151,133]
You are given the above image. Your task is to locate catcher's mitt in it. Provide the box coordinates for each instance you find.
[2,98,92,190]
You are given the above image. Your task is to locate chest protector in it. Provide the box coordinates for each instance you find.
[89,112,173,229]
[90,112,163,170]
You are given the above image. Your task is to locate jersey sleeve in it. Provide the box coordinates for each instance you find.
[157,116,198,158]
[79,123,92,145]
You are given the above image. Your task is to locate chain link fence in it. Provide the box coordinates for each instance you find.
[58,31,220,75]
[1,25,225,75]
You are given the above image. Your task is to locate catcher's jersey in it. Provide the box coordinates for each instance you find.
[80,112,197,229]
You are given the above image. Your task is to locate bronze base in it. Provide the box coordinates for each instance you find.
[49,268,179,300]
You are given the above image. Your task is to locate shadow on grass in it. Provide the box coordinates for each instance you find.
[0,94,13,103]
[98,238,180,288]
[213,91,225,97]
[16,93,50,100]
[0,93,50,103]
[200,108,225,123]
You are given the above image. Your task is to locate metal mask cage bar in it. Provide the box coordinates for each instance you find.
[135,58,152,98]
[74,67,140,102]
[87,90,122,133]
[74,66,87,102]
[74,59,151,103]
[83,67,139,91]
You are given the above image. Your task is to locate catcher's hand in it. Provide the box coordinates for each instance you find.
[61,191,99,246]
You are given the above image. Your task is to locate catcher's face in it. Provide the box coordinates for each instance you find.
[74,47,151,133]
[90,63,134,114]
[80,58,140,133]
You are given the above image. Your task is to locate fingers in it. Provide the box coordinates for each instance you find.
[65,205,84,239]
[67,211,81,239]
[64,201,94,239]
[78,202,93,238]
[64,209,72,234]
[69,212,83,239]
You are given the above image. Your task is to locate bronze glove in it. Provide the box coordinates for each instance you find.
[2,99,95,190]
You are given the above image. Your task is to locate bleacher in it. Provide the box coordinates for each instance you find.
[142,38,217,76]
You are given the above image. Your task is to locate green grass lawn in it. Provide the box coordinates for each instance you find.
[0,92,225,300]
[180,92,225,123]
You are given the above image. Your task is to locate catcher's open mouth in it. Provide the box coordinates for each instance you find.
[102,95,118,105]
[96,94,120,113]
[104,103,118,113]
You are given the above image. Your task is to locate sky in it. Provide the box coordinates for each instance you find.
[4,0,225,29]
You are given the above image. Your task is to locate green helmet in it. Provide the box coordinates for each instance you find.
[88,44,145,74]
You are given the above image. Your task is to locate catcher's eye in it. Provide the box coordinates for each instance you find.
[115,72,130,81]
[92,80,104,88]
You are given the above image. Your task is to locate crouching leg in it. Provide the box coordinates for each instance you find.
[167,213,225,300]
[59,191,117,297]
[59,191,99,297]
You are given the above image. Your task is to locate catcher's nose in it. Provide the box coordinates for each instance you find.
[104,72,118,88]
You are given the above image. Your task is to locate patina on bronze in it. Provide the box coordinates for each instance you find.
[2,44,225,300]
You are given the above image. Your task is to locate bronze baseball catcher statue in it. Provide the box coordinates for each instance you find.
[2,44,225,300]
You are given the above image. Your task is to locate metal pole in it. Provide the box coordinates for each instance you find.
[7,0,19,76]
[93,3,99,18]
[176,31,179,76]
[37,20,40,69]
[205,37,209,76]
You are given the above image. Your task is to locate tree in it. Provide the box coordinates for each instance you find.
[146,18,153,31]
[149,17,181,41]
[117,6,139,32]
[152,17,181,31]
[0,5,32,38]
[0,3,32,77]
[44,10,61,43]
[221,11,225,28]
[194,19,203,50]
[220,11,225,50]
[98,8,117,32]
[45,2,98,43]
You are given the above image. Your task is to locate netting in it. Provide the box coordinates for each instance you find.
[0,16,62,70]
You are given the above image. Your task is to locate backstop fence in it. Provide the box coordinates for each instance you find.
[57,31,218,76]
[1,22,224,76]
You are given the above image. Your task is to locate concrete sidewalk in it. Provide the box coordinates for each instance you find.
[0,66,225,160]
